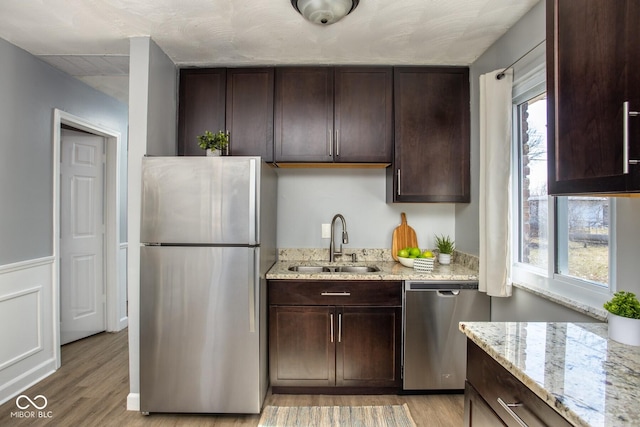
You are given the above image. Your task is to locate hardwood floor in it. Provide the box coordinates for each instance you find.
[0,329,463,426]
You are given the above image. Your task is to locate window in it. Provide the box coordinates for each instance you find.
[512,59,613,295]
[515,92,548,271]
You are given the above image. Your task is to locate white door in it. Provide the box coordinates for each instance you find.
[60,129,106,345]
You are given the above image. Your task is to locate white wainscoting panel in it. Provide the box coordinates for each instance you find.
[0,287,42,370]
[119,243,128,329]
[0,257,56,405]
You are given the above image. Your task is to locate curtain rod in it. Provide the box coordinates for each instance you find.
[496,39,545,80]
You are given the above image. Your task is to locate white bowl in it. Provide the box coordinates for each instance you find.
[397,257,415,268]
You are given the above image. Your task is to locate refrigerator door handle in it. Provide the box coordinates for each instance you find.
[248,158,257,244]
[249,249,259,333]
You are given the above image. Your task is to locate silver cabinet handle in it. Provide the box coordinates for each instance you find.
[397,169,401,196]
[328,128,333,156]
[336,129,340,157]
[330,313,334,343]
[338,313,342,343]
[321,291,351,296]
[623,101,640,174]
[497,398,529,427]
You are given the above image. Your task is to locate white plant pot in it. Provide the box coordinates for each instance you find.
[608,312,640,346]
[206,148,221,157]
[438,253,451,265]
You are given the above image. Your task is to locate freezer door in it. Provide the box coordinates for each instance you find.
[140,246,264,413]
[141,156,259,245]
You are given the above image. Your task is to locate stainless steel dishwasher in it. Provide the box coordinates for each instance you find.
[403,280,490,391]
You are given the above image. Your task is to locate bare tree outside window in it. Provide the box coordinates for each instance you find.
[518,93,548,269]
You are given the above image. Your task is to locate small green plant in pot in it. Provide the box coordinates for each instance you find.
[434,234,454,265]
[197,130,229,156]
[604,291,640,346]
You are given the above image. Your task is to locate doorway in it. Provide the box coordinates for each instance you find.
[59,128,106,344]
[52,109,124,367]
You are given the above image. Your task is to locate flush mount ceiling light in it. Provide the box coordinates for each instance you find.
[291,0,360,25]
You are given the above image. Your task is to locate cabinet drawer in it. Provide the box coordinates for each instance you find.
[268,280,402,306]
[467,341,572,427]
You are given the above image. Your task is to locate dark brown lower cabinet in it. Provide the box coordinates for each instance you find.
[464,340,572,427]
[268,280,402,393]
[464,382,506,427]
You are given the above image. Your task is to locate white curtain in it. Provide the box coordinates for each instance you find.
[479,69,513,297]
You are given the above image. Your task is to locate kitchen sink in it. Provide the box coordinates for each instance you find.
[287,265,380,273]
[287,266,326,273]
[332,266,379,273]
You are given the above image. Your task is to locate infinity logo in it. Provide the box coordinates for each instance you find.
[16,395,48,410]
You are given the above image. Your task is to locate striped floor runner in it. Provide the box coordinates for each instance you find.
[258,404,417,427]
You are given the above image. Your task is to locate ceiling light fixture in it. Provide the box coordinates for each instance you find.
[291,0,360,25]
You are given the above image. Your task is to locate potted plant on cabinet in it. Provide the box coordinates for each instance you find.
[604,291,640,346]
[197,130,229,156]
[434,234,454,265]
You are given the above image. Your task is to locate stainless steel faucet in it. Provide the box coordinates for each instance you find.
[329,214,349,262]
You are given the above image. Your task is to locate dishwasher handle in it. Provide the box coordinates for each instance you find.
[437,290,460,297]
[405,281,479,291]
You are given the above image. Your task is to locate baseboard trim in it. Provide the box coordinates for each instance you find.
[0,359,56,406]
[127,392,140,411]
[118,316,128,330]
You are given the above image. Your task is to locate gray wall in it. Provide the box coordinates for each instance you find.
[0,37,128,265]
[276,168,456,251]
[491,287,598,322]
[455,1,545,256]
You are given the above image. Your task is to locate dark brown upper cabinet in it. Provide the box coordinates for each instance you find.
[547,0,640,194]
[388,67,470,203]
[178,68,275,160]
[334,67,393,163]
[274,67,393,164]
[226,68,274,161]
[178,69,226,156]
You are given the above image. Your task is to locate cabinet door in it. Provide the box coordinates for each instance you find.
[334,67,393,163]
[269,306,335,387]
[547,0,640,194]
[274,67,334,162]
[391,67,470,202]
[178,69,226,156]
[336,307,401,388]
[464,382,506,427]
[226,68,274,161]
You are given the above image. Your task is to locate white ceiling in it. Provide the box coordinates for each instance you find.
[0,0,539,104]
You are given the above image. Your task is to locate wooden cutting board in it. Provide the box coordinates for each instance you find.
[391,212,418,261]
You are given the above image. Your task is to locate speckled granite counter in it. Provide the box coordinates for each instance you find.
[267,248,478,281]
[459,321,640,427]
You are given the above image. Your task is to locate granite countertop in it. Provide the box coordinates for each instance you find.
[266,248,477,281]
[267,259,478,281]
[459,321,640,427]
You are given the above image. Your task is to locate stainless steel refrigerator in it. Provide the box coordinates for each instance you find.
[139,156,277,414]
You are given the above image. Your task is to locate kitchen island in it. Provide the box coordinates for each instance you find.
[459,321,640,427]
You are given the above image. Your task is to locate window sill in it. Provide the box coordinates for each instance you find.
[512,281,608,321]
